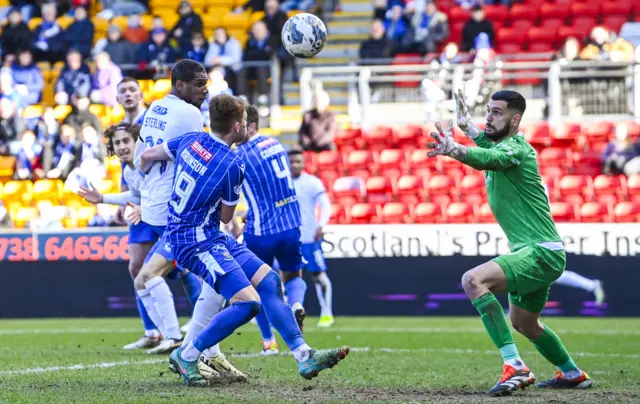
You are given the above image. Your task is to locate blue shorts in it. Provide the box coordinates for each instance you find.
[243,228,303,272]
[143,225,183,278]
[176,234,262,300]
[128,221,159,244]
[301,242,327,273]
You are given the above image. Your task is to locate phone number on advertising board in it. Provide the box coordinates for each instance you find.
[0,233,130,261]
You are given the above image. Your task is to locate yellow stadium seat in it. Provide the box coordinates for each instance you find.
[37,61,51,73]
[28,18,42,30]
[61,185,85,208]
[287,10,303,18]
[2,180,33,206]
[76,206,98,227]
[106,157,122,175]
[203,13,225,30]
[53,105,72,121]
[228,29,248,43]
[92,17,109,32]
[207,0,234,8]
[110,104,125,123]
[22,105,44,120]
[42,83,55,106]
[96,179,116,194]
[139,79,154,93]
[143,90,154,106]
[32,179,63,205]
[89,104,110,118]
[52,61,65,71]
[233,0,247,8]
[152,79,172,100]
[223,12,250,30]
[57,16,74,29]
[111,15,128,30]
[250,11,265,24]
[100,116,112,128]
[13,207,39,229]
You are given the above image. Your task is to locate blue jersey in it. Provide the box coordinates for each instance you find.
[163,132,244,253]
[236,135,301,236]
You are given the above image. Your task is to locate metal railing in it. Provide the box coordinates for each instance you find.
[299,58,640,127]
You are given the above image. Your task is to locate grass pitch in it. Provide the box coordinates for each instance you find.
[1,317,639,403]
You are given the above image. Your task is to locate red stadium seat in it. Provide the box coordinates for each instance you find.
[448,6,472,23]
[413,202,442,223]
[613,202,640,222]
[570,2,600,18]
[511,19,534,31]
[628,174,640,202]
[446,202,474,223]
[572,17,597,34]
[527,27,557,46]
[362,126,394,151]
[525,122,552,149]
[365,176,393,205]
[316,150,343,173]
[550,202,578,222]
[539,148,571,170]
[345,150,375,177]
[459,174,485,196]
[509,4,538,21]
[396,175,425,206]
[349,203,379,224]
[394,125,423,151]
[528,43,553,53]
[409,149,437,178]
[558,26,589,43]
[476,202,495,223]
[602,16,629,33]
[572,151,601,177]
[585,121,614,142]
[483,5,508,21]
[539,2,570,19]
[558,174,593,202]
[318,169,340,191]
[498,43,524,54]
[334,128,362,153]
[428,175,454,206]
[378,149,407,180]
[329,204,346,224]
[381,202,409,223]
[539,18,565,32]
[497,27,526,45]
[601,1,632,16]
[552,123,580,148]
[303,151,317,174]
[592,175,626,205]
[332,176,365,206]
[580,202,610,222]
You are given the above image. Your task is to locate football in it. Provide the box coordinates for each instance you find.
[281,13,328,58]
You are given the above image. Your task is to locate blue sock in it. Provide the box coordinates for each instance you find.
[135,290,156,331]
[256,271,306,351]
[180,271,203,309]
[193,301,260,352]
[255,307,275,341]
[285,277,307,307]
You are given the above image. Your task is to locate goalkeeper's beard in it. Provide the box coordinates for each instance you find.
[485,122,511,142]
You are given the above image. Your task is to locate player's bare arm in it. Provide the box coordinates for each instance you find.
[138,144,171,173]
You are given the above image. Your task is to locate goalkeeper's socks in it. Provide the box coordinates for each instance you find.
[500,343,527,370]
[472,293,516,350]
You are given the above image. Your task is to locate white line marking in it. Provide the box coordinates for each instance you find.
[1,326,639,336]
[1,347,637,376]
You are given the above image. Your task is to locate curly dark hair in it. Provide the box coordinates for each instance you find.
[103,123,141,157]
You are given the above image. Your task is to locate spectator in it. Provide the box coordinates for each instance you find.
[31,2,65,63]
[238,21,274,102]
[90,52,123,107]
[556,37,582,64]
[439,42,463,64]
[136,27,178,67]
[63,96,101,133]
[184,31,208,63]
[408,0,449,55]
[46,123,76,179]
[96,0,147,20]
[461,5,494,52]
[359,19,395,62]
[54,49,91,105]
[122,13,148,44]
[456,0,482,9]
[472,32,495,63]
[383,5,413,54]
[11,49,44,105]
[94,24,138,66]
[263,0,288,46]
[65,123,105,192]
[602,123,640,176]
[1,70,26,108]
[0,8,32,60]
[15,130,44,180]
[578,27,634,62]
[298,90,337,152]
[200,67,233,126]
[204,28,242,88]
[171,1,203,52]
[63,6,95,59]
[0,1,35,22]
[0,97,24,155]
[242,0,265,12]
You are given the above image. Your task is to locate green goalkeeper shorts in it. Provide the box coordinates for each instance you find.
[493,244,566,313]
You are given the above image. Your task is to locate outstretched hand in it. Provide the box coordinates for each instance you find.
[78,183,102,204]
[427,120,456,157]
[453,89,472,132]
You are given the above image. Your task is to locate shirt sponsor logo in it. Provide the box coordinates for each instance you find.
[190,141,213,162]
[152,105,168,115]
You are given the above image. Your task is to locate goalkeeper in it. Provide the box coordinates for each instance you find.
[427,89,592,397]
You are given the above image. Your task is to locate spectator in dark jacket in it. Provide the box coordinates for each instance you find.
[184,31,208,63]
[0,97,24,155]
[54,49,91,105]
[11,49,43,105]
[63,6,94,59]
[136,28,178,66]
[384,5,413,53]
[90,52,123,107]
[63,96,101,133]
[408,0,449,55]
[0,8,32,59]
[263,0,287,48]
[298,90,337,152]
[461,5,494,52]
[31,2,65,63]
[171,1,203,52]
[359,19,395,62]
[46,123,75,179]
[237,21,273,102]
[94,24,137,66]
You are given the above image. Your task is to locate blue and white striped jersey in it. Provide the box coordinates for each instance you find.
[163,132,244,249]
[235,135,301,236]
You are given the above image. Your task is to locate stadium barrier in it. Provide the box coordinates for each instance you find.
[0,224,637,318]
[299,59,640,126]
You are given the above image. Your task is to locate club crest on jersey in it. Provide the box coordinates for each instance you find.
[190,141,213,162]
[234,184,242,195]
[210,244,233,261]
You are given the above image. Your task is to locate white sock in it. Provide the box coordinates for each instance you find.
[505,358,527,370]
[145,276,182,341]
[202,345,221,358]
[314,273,333,317]
[181,341,201,362]
[137,289,166,337]
[144,329,160,338]
[184,282,226,344]
[292,343,312,362]
[555,271,597,292]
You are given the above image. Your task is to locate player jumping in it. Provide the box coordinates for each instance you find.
[427,89,592,396]
[138,94,349,385]
[287,148,334,327]
[235,105,308,354]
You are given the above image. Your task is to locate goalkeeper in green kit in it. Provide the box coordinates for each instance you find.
[427,89,592,396]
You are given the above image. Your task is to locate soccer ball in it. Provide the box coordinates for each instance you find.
[281,13,328,58]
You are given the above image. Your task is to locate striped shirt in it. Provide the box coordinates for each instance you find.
[163,132,244,248]
[235,135,301,236]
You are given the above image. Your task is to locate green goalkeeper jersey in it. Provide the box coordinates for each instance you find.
[462,131,562,252]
